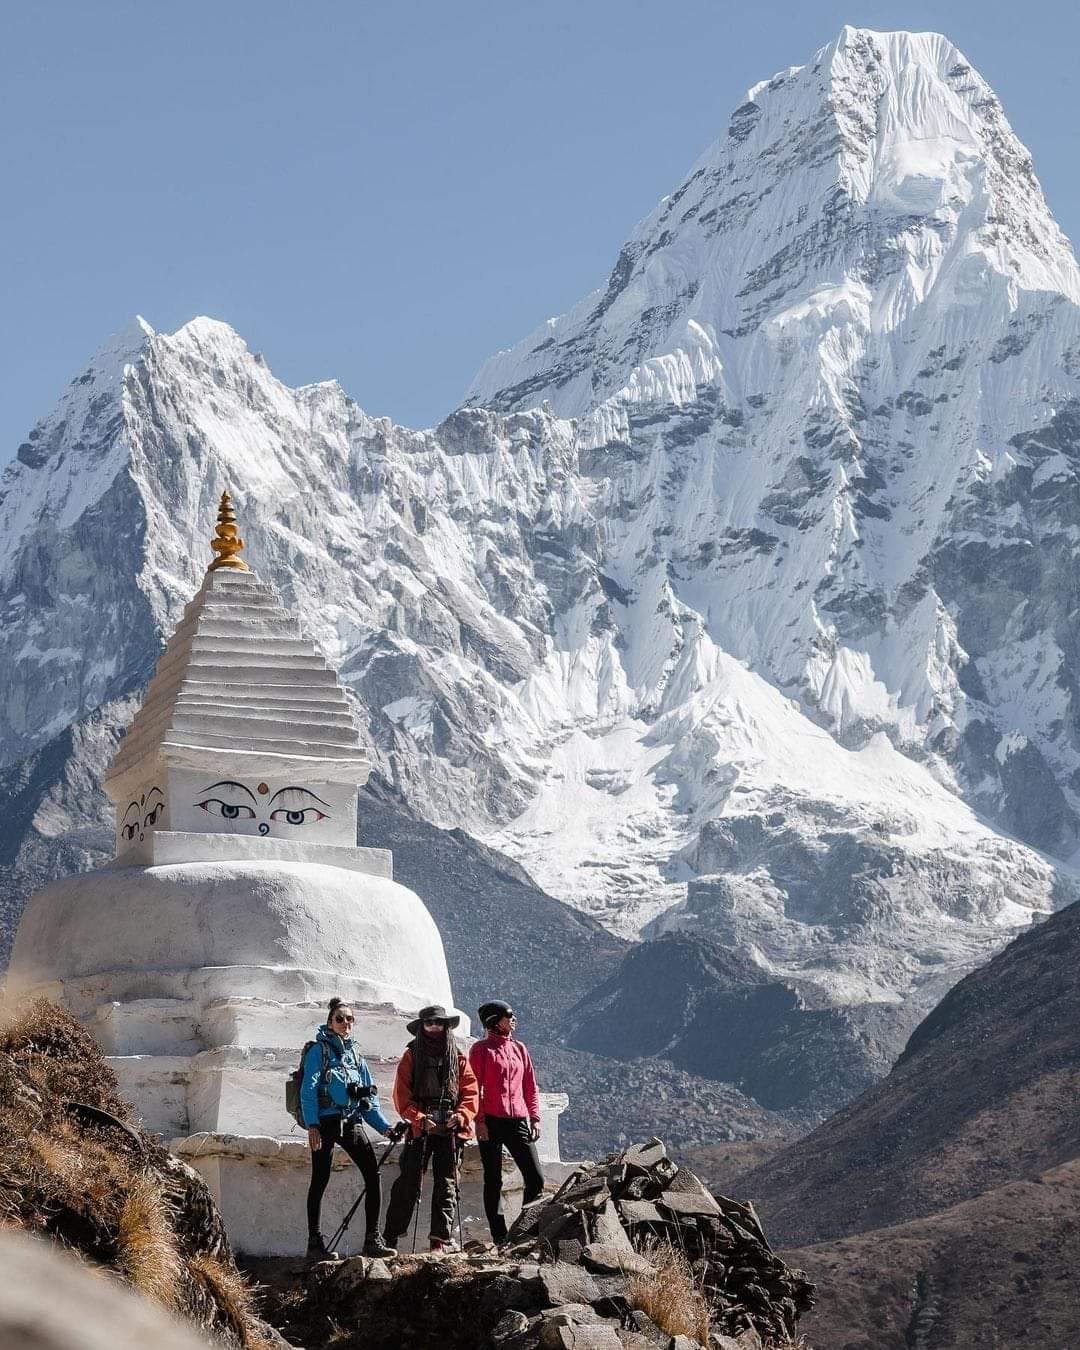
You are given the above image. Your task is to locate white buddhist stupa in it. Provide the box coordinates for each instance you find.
[7,493,567,1254]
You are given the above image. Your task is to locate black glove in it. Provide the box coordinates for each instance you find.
[387,1120,409,1142]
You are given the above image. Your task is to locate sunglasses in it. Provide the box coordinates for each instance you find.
[423,1020,447,1028]
[332,1013,355,1024]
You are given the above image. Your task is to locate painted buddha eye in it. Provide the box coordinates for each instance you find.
[266,786,331,827]
[197,799,256,820]
[144,803,164,827]
[121,802,140,841]
[269,807,327,826]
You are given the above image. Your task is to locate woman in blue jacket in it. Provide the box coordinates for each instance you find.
[303,996,397,1259]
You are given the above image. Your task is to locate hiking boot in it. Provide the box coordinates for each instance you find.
[429,1237,453,1253]
[306,1233,340,1262]
[363,1231,397,1258]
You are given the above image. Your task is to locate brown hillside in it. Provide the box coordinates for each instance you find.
[736,897,1080,1247]
[786,1158,1080,1350]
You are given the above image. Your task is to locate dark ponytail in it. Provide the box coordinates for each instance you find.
[327,996,346,1020]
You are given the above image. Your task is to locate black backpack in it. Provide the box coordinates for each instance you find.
[285,1039,330,1127]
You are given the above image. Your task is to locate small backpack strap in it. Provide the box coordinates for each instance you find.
[316,1039,333,1110]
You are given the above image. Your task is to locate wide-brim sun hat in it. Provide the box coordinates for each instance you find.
[406,1003,461,1035]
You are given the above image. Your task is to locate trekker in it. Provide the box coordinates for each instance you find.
[383,1004,479,1252]
[469,1000,545,1244]
[302,997,397,1261]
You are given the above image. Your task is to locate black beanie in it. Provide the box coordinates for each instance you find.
[478,1000,514,1027]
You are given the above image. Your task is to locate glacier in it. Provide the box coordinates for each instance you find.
[4,26,1080,1046]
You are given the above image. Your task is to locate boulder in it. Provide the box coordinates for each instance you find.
[582,1243,656,1277]
[543,1327,624,1350]
[536,1262,602,1308]
[492,1309,531,1344]
[542,1303,605,1324]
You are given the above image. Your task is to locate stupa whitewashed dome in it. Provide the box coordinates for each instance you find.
[8,861,454,1012]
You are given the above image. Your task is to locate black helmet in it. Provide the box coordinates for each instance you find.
[478,1000,515,1028]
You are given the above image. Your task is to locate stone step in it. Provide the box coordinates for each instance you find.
[174,694,357,720]
[168,709,360,746]
[160,727,366,758]
[187,634,329,660]
[94,998,201,1056]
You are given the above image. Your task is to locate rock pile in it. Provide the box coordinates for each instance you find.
[301,1138,813,1350]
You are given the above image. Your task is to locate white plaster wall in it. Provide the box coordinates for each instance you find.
[94,999,200,1056]
[112,771,169,857]
[109,1056,191,1139]
[8,861,455,1012]
[201,998,412,1058]
[111,830,393,878]
[178,1136,524,1258]
[536,1094,569,1165]
[167,768,356,848]
[15,967,464,1027]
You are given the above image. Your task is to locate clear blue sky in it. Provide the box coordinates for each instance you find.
[3,1,1079,457]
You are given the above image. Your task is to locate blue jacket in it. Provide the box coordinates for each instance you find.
[300,1025,392,1133]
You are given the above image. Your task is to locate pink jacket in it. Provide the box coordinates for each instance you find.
[468,1031,541,1121]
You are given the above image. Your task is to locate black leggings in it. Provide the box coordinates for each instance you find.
[306,1116,381,1239]
[478,1115,545,1243]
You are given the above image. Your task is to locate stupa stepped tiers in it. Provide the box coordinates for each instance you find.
[6,493,567,1255]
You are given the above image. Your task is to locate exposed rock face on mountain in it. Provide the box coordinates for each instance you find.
[4,26,1080,1108]
[564,933,922,1116]
[532,1044,791,1158]
[736,892,1080,1248]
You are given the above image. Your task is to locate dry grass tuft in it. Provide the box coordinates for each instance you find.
[116,1175,184,1310]
[626,1239,711,1344]
[188,1254,270,1350]
[1,997,131,1120]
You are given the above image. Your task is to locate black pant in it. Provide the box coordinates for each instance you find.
[478,1115,545,1243]
[306,1115,381,1240]
[384,1134,459,1243]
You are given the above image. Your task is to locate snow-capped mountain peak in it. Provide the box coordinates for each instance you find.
[468,27,1080,419]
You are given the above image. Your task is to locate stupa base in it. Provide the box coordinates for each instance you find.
[174,1133,524,1258]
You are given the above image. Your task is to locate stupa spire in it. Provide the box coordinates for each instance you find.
[207,489,250,572]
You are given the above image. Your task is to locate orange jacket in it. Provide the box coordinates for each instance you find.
[392,1045,479,1139]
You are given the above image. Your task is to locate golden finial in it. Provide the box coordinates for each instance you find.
[207,490,251,572]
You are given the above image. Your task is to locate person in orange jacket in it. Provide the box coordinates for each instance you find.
[383,1004,479,1252]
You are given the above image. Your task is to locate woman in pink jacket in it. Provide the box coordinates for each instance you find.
[468,1000,545,1244]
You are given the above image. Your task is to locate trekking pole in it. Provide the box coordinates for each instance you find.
[410,1133,433,1254]
[453,1137,465,1250]
[327,1128,405,1254]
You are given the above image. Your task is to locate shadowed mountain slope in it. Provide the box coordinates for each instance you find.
[738,896,1080,1247]
[788,1160,1080,1350]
